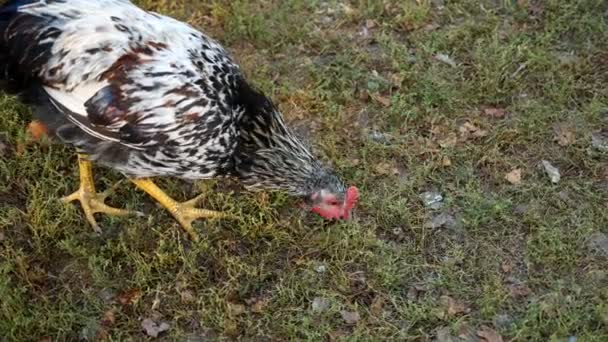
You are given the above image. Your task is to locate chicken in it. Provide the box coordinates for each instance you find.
[0,0,359,240]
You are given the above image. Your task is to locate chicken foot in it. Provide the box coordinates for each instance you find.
[62,154,139,233]
[130,178,228,241]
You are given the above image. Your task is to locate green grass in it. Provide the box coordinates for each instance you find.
[1,0,608,340]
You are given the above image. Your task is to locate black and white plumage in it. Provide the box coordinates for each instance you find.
[0,0,358,227]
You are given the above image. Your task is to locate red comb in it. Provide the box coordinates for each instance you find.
[345,186,359,208]
[342,186,359,219]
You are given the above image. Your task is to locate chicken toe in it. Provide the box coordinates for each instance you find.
[130,178,229,241]
[62,155,139,232]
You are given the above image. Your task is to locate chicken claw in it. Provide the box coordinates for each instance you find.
[130,178,229,241]
[62,155,140,232]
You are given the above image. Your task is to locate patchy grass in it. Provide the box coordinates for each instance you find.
[1,0,608,340]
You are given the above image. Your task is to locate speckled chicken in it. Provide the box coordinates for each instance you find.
[0,0,358,239]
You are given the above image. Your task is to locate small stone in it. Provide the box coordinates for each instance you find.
[97,288,116,304]
[425,212,457,229]
[513,204,530,215]
[493,313,514,330]
[407,286,419,301]
[436,326,457,342]
[358,26,371,38]
[79,320,100,341]
[419,191,443,209]
[591,131,608,152]
[368,130,392,144]
[340,310,360,324]
[311,297,331,312]
[541,160,561,183]
[554,51,579,65]
[587,232,608,257]
[434,53,457,67]
[315,264,327,273]
[141,318,170,338]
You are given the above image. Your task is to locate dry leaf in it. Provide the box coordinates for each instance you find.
[117,288,142,305]
[473,129,488,138]
[359,90,370,102]
[460,122,477,133]
[340,3,355,16]
[438,133,458,148]
[95,328,110,341]
[151,295,161,311]
[227,302,246,316]
[441,295,471,317]
[248,297,270,313]
[554,125,576,146]
[374,162,398,176]
[483,107,507,119]
[371,93,391,107]
[15,142,26,156]
[389,73,404,88]
[141,318,170,338]
[477,326,504,342]
[256,192,270,206]
[505,169,522,185]
[27,120,49,141]
[328,329,349,342]
[422,23,440,32]
[501,260,513,273]
[340,310,361,324]
[100,310,116,327]
[370,296,385,316]
[457,323,477,341]
[442,156,452,167]
[180,289,196,304]
[459,122,488,139]
[507,283,532,298]
[430,125,446,136]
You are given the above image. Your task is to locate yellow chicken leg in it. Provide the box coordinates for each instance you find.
[130,178,228,241]
[62,154,137,232]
